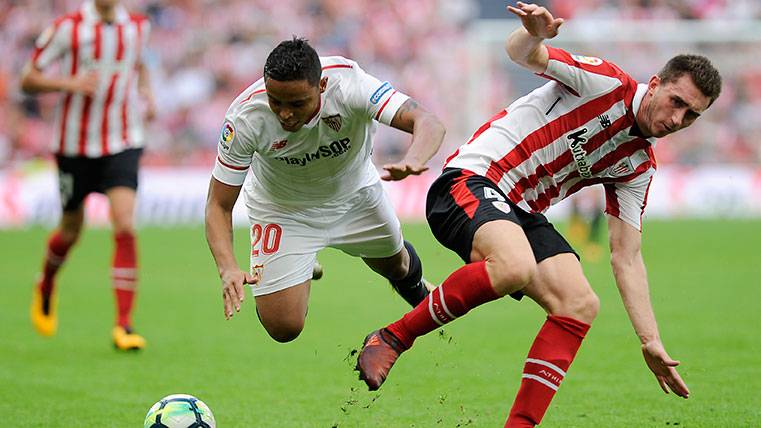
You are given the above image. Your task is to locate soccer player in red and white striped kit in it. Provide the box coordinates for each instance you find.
[22,0,155,350]
[357,2,721,426]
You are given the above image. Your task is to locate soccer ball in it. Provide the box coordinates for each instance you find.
[143,394,216,428]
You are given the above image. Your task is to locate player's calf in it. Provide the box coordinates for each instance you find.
[388,241,430,307]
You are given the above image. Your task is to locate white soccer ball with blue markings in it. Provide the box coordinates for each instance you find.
[144,394,216,428]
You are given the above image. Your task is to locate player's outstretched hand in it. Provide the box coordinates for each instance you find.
[507,2,564,40]
[381,162,428,181]
[641,340,690,399]
[220,269,258,320]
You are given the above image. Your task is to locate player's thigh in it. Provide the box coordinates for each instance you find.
[105,187,137,232]
[101,148,141,231]
[254,280,311,340]
[522,253,599,323]
[330,182,404,261]
[426,168,536,293]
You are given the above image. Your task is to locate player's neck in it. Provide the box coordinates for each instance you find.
[95,4,117,23]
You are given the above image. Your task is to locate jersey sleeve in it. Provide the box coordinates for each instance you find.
[211,115,256,186]
[603,174,654,231]
[348,63,410,125]
[540,46,629,97]
[136,17,151,64]
[31,19,71,70]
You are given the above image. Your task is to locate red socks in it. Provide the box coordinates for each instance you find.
[386,261,499,349]
[112,231,138,328]
[38,231,74,297]
[505,315,591,428]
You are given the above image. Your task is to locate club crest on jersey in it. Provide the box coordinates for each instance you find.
[321,114,342,132]
[609,158,634,177]
[270,139,288,151]
[370,81,393,104]
[571,54,603,66]
[219,121,235,152]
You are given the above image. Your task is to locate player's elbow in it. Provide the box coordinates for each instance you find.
[609,250,637,277]
[20,65,41,94]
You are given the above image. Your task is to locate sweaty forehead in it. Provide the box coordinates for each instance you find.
[665,75,711,112]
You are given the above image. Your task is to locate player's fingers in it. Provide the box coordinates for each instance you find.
[234,280,245,304]
[669,371,690,398]
[663,358,680,367]
[656,375,669,394]
[244,271,258,285]
[222,290,233,319]
[507,6,527,16]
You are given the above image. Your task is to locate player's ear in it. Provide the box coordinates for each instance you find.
[319,76,328,93]
[648,75,660,94]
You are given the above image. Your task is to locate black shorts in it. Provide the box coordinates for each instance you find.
[56,148,143,212]
[426,168,577,296]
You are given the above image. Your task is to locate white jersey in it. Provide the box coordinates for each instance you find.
[31,1,150,158]
[446,46,657,230]
[212,56,410,206]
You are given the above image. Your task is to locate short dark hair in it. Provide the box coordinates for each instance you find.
[658,54,722,106]
[263,37,321,86]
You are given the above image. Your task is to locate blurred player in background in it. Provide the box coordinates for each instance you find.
[356,2,721,426]
[22,0,155,350]
[205,38,445,342]
[566,187,605,261]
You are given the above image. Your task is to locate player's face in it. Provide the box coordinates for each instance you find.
[638,74,711,138]
[265,77,327,132]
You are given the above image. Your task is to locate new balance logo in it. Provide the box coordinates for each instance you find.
[598,114,611,128]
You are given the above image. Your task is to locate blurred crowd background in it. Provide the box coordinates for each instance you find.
[2,0,760,170]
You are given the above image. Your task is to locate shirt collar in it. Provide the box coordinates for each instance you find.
[629,83,655,141]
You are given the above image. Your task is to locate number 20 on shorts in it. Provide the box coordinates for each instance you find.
[251,223,283,256]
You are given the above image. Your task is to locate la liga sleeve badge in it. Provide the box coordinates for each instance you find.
[219,120,235,152]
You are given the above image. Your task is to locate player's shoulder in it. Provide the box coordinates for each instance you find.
[320,56,359,73]
[53,10,84,25]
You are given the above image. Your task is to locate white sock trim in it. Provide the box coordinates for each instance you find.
[521,374,559,391]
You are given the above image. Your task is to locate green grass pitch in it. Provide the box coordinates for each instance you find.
[1,220,760,427]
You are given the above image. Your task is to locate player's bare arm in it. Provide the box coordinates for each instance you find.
[383,98,445,181]
[137,63,156,122]
[205,177,257,320]
[505,2,564,74]
[607,215,690,399]
[20,63,98,96]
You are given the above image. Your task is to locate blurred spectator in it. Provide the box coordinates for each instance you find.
[2,0,761,169]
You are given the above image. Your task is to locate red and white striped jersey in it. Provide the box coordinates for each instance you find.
[445,46,657,230]
[213,56,410,206]
[31,1,150,158]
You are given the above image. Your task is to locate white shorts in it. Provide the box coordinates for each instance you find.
[244,181,404,296]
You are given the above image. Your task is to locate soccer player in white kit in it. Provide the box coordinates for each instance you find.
[205,38,445,343]
[22,0,154,350]
[357,3,722,426]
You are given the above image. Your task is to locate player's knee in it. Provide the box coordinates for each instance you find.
[560,289,600,323]
[59,225,82,245]
[262,318,305,343]
[486,255,537,296]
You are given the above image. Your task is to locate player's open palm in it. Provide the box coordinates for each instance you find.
[220,269,257,320]
[507,2,564,39]
[642,340,690,398]
[381,162,428,181]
